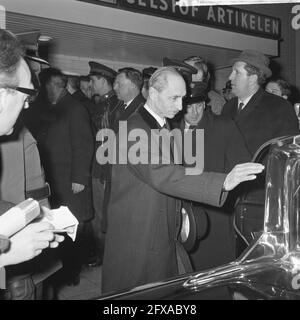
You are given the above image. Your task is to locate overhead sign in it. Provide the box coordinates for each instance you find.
[119,0,281,39]
[176,0,296,5]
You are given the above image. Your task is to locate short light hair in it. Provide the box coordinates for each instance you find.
[149,67,181,92]
[0,29,24,87]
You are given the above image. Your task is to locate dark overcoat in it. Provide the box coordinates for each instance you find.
[40,92,94,222]
[112,93,146,132]
[102,106,228,294]
[221,88,299,156]
[222,88,300,253]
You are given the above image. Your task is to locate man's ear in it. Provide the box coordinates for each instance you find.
[148,86,158,101]
[249,74,258,86]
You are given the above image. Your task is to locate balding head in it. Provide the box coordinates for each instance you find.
[147,67,186,119]
[149,67,184,92]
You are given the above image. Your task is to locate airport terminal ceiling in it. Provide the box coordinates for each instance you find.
[6,11,240,71]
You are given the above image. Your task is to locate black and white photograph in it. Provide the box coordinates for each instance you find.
[0,0,300,306]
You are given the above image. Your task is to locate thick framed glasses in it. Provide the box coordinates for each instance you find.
[10,86,38,96]
[5,86,38,103]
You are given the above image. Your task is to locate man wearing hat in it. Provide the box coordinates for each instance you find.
[162,57,197,85]
[21,50,51,140]
[222,49,299,255]
[222,49,298,156]
[38,67,93,284]
[88,61,121,266]
[88,61,121,136]
[222,80,235,102]
[173,85,251,271]
[184,56,226,115]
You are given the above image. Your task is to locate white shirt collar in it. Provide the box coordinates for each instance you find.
[143,103,166,128]
[124,98,134,109]
[184,121,191,132]
[238,90,258,110]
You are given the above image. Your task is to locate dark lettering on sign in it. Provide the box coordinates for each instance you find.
[119,0,281,39]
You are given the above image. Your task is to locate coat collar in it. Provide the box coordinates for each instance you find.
[138,104,165,130]
[235,87,264,121]
[120,94,145,120]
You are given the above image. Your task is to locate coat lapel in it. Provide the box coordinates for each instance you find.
[119,94,145,122]
[138,106,175,160]
[138,105,162,130]
[236,88,264,123]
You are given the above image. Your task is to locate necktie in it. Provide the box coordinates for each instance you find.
[238,102,244,113]
[162,120,170,130]
[161,121,174,159]
[189,125,197,130]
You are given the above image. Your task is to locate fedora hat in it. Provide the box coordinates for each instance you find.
[232,50,272,78]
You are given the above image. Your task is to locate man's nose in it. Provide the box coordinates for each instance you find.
[229,72,234,81]
[177,100,183,111]
[192,105,198,114]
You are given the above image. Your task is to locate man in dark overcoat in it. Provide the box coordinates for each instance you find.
[222,49,299,156]
[102,67,264,294]
[40,68,94,283]
[112,67,145,131]
[221,50,299,254]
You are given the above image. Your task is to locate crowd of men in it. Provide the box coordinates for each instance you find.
[0,27,299,299]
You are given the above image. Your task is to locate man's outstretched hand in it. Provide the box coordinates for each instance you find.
[223,163,265,191]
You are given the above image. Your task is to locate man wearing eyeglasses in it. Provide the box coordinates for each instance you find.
[0,29,65,299]
[0,71,36,136]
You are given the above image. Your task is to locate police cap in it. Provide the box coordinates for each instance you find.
[162,57,197,77]
[88,61,117,79]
